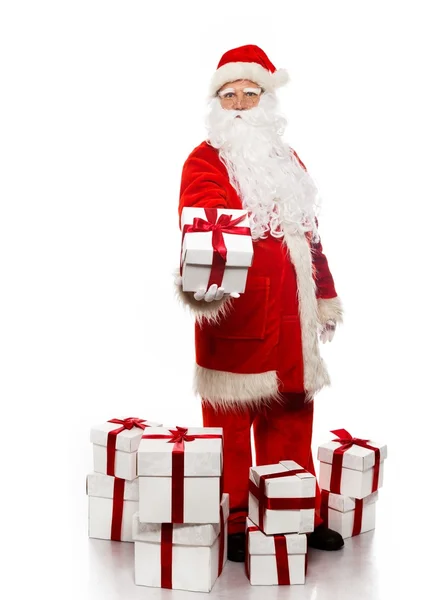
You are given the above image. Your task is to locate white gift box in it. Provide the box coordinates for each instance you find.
[180,207,253,293]
[246,518,307,586]
[90,417,162,481]
[318,437,387,499]
[137,426,223,524]
[322,491,378,539]
[248,461,316,535]
[87,472,138,542]
[133,493,229,593]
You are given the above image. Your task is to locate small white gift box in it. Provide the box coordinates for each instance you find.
[87,472,138,542]
[133,493,229,593]
[90,417,162,481]
[180,207,253,293]
[321,490,378,539]
[137,426,223,524]
[246,518,307,586]
[318,430,387,499]
[248,461,316,535]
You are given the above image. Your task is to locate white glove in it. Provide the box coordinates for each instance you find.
[175,276,240,302]
[320,319,337,343]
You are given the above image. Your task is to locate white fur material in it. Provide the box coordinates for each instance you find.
[317,296,344,325]
[282,227,331,399]
[209,63,289,96]
[174,276,234,326]
[195,365,280,409]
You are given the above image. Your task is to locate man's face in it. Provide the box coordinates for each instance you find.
[217,79,262,111]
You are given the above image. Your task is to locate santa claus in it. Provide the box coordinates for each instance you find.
[176,45,344,560]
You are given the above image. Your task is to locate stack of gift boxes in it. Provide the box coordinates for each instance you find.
[245,460,316,586]
[87,419,228,593]
[317,429,387,539]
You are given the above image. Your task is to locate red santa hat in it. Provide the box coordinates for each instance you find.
[209,44,289,97]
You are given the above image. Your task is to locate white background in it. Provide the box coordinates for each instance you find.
[1,1,422,598]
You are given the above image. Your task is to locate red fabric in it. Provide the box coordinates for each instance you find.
[274,535,291,585]
[216,44,277,73]
[160,523,173,589]
[202,393,323,535]
[320,489,330,528]
[352,499,364,537]
[110,478,125,541]
[179,141,338,391]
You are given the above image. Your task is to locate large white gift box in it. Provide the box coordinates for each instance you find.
[321,490,378,539]
[248,461,316,535]
[87,472,138,542]
[246,518,307,586]
[133,493,229,593]
[90,417,162,481]
[137,426,223,524]
[318,431,387,499]
[180,207,253,293]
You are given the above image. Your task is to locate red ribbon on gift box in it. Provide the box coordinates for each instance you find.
[245,525,292,585]
[106,417,149,477]
[160,502,226,589]
[320,490,364,537]
[248,468,315,531]
[181,207,251,288]
[142,426,223,523]
[110,478,126,541]
[329,429,381,495]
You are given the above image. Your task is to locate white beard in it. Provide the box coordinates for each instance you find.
[205,92,321,242]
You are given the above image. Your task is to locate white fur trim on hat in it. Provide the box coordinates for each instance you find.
[210,63,289,96]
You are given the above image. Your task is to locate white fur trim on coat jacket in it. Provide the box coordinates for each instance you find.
[195,365,280,409]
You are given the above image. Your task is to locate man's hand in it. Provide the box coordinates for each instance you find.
[175,277,240,301]
[320,319,336,343]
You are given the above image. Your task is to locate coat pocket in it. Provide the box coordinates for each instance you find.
[212,275,270,340]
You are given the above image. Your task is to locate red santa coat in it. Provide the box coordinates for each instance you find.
[178,141,343,407]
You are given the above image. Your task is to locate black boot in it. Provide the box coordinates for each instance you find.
[307,524,344,551]
[227,532,246,562]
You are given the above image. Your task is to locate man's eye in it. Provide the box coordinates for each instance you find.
[224,93,234,98]
[246,92,258,97]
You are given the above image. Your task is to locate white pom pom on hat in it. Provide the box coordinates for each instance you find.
[209,44,289,97]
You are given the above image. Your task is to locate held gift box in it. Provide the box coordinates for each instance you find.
[90,417,162,480]
[180,207,253,293]
[245,518,307,586]
[133,493,229,593]
[321,490,378,539]
[318,430,387,499]
[87,472,138,542]
[248,460,316,535]
[137,426,223,524]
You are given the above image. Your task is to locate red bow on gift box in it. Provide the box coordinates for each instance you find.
[181,208,251,288]
[329,429,381,494]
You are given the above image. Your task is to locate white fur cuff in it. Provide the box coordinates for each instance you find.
[174,278,234,325]
[317,296,344,325]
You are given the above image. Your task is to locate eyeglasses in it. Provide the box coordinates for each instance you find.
[217,89,263,107]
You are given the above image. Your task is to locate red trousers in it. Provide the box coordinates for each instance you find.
[202,393,323,535]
